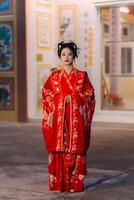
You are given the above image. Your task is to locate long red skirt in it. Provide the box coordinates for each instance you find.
[48,101,87,192]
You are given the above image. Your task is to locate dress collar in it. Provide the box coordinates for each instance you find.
[59,65,77,76]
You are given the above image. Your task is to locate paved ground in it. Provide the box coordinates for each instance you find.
[0,121,134,200]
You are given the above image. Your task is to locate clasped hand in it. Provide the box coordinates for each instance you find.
[65,95,70,103]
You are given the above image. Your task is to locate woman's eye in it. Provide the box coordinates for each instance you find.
[61,53,72,57]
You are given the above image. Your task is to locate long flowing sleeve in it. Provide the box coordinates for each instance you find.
[80,72,96,151]
[42,74,55,151]
[82,72,95,127]
[42,75,54,114]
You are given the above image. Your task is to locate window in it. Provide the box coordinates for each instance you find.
[105,46,110,73]
[121,48,132,74]
[101,6,134,111]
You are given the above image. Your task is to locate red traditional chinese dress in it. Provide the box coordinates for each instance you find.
[42,66,95,192]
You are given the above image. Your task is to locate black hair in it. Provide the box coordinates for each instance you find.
[57,40,80,59]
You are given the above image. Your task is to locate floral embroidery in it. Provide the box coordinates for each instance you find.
[47,112,53,127]
[48,153,54,165]
[42,67,95,192]
[42,66,95,154]
[79,175,84,180]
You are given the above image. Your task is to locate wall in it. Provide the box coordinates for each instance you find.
[54,0,100,115]
[55,0,102,119]
[26,0,56,120]
[0,0,27,122]
[26,0,134,123]
[55,0,134,123]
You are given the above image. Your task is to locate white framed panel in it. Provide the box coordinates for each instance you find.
[92,0,134,6]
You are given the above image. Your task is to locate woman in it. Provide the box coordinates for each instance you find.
[42,40,95,192]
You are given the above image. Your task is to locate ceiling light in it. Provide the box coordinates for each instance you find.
[120,7,129,13]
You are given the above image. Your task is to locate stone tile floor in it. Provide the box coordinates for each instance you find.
[0,121,134,200]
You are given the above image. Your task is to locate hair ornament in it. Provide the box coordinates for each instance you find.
[58,44,62,49]
[57,40,80,59]
[62,40,73,44]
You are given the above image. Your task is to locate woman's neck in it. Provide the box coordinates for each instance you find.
[62,65,73,75]
[62,64,73,70]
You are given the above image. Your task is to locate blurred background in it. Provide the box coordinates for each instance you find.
[0,0,134,123]
[0,2,134,199]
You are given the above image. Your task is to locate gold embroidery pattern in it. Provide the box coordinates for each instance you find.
[42,85,54,128]
[63,72,73,91]
[71,96,79,152]
[75,71,85,92]
[45,68,91,153]
[48,153,54,165]
[51,71,61,93]
[42,88,54,111]
[56,96,65,151]
[71,71,85,152]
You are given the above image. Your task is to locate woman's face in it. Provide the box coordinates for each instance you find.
[60,47,74,66]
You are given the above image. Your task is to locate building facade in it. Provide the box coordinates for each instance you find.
[0,0,134,123]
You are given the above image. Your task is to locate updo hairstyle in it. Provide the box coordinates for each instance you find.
[57,40,80,60]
